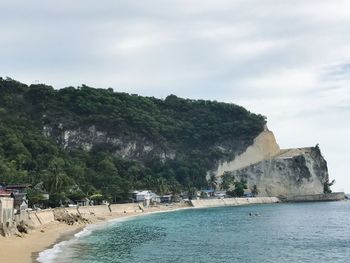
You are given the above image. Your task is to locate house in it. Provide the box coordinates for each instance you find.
[11,192,28,211]
[133,190,152,202]
[150,193,161,204]
[160,194,172,203]
[133,190,153,206]
[76,197,90,206]
[5,184,32,193]
[132,190,162,206]
[214,191,226,198]
[243,190,253,197]
[3,184,32,210]
[200,189,215,198]
[1,188,27,211]
[0,189,12,198]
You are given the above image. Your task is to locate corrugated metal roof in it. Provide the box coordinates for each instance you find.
[0,189,12,196]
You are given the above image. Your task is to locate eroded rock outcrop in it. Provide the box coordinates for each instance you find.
[213,128,281,175]
[212,129,329,197]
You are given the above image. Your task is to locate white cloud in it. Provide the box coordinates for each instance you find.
[1,0,350,191]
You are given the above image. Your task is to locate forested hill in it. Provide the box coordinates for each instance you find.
[0,77,266,205]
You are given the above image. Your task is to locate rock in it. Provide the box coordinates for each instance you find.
[229,146,328,196]
[213,130,329,197]
[53,208,90,225]
[17,221,30,234]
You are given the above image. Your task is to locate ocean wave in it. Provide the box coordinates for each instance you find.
[36,215,142,263]
[36,240,71,263]
[36,226,94,263]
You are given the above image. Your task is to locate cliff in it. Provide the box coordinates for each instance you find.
[212,129,329,196]
[212,127,280,175]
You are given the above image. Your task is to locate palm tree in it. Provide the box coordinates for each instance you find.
[156,177,169,195]
[208,173,218,191]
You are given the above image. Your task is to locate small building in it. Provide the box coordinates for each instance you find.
[11,192,28,211]
[214,191,226,198]
[133,191,152,202]
[243,190,253,197]
[150,193,161,204]
[0,189,12,198]
[133,190,152,207]
[5,184,32,193]
[200,189,215,198]
[161,194,172,203]
[76,197,90,206]
[1,184,32,210]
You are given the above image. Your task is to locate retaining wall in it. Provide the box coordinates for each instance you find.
[285,192,345,202]
[14,203,143,229]
[190,197,280,208]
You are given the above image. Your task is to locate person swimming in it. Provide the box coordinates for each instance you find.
[249,212,260,217]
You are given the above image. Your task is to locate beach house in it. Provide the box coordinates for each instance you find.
[132,190,161,206]
[160,194,172,203]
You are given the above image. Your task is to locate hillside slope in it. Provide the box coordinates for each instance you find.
[0,78,266,205]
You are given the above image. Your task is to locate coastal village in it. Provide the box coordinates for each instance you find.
[0,181,346,238]
[0,180,253,236]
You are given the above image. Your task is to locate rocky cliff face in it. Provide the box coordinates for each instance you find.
[212,129,329,197]
[48,123,329,197]
[56,124,329,197]
[44,124,173,161]
[212,127,281,176]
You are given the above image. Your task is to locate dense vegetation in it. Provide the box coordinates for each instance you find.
[0,77,266,206]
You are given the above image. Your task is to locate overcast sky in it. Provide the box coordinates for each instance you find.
[1,0,349,192]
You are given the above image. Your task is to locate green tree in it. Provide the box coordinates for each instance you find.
[44,157,71,193]
[221,172,235,191]
[227,179,247,197]
[323,179,335,194]
[208,172,218,191]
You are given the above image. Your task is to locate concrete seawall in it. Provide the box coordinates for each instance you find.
[285,192,345,202]
[190,197,280,208]
[15,203,143,229]
[12,193,344,230]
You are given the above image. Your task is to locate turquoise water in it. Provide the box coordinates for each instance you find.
[39,202,350,263]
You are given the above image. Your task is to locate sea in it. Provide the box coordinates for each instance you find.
[37,201,350,263]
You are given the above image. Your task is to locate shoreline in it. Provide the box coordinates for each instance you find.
[31,226,84,263]
[34,205,195,263]
[0,220,86,263]
[0,204,190,263]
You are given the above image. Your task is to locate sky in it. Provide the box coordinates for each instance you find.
[0,0,349,192]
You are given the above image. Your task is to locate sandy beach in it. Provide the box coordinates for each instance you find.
[0,197,281,263]
[0,204,189,263]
